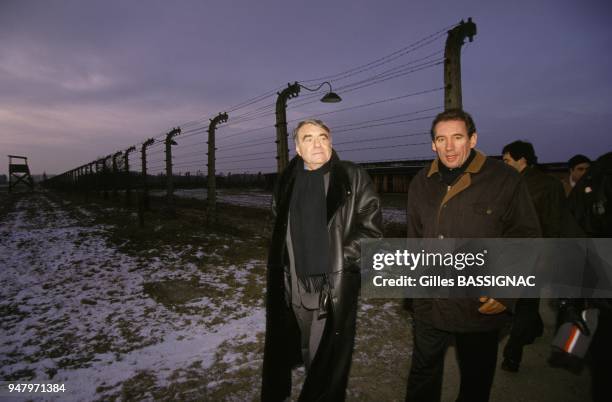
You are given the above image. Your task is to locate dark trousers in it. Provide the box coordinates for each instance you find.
[405,319,499,402]
[503,298,543,364]
[292,303,327,371]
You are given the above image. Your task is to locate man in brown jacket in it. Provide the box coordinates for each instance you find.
[404,109,540,402]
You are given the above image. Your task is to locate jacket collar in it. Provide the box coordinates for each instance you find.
[326,151,350,223]
[428,150,487,208]
[427,149,487,178]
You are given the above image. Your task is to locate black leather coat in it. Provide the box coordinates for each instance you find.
[261,151,383,402]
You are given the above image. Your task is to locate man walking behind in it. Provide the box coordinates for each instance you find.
[262,119,383,402]
[566,152,612,402]
[501,140,567,372]
[563,154,591,196]
[405,109,540,402]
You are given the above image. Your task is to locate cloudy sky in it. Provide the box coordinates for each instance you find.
[1,0,611,176]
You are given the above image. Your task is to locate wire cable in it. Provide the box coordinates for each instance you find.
[300,22,456,83]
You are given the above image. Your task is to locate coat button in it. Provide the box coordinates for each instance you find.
[438,235,444,239]
[443,204,447,208]
[486,209,492,215]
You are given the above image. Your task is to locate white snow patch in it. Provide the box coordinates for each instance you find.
[0,194,266,401]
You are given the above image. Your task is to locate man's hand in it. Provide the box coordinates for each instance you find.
[478,296,507,314]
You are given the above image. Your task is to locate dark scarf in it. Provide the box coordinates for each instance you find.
[438,149,476,186]
[289,157,332,293]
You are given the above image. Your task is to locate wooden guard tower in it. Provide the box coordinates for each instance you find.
[8,155,34,192]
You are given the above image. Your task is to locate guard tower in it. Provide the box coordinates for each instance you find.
[8,155,34,192]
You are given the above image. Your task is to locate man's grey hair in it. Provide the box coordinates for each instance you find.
[292,119,331,141]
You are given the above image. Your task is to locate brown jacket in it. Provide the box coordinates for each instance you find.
[407,150,541,332]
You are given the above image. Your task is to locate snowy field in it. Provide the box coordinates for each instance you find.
[1,191,589,401]
[0,193,267,400]
[149,188,406,224]
[0,191,416,401]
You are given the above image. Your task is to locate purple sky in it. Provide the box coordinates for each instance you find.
[1,0,611,177]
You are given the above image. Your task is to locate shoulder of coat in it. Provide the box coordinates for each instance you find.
[334,159,365,178]
[414,165,432,182]
[336,159,359,170]
[483,157,520,179]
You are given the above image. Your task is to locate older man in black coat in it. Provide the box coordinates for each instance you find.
[261,119,383,402]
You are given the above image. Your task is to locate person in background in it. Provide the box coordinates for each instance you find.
[566,152,612,402]
[261,119,383,402]
[563,154,591,196]
[501,140,566,372]
[405,109,540,402]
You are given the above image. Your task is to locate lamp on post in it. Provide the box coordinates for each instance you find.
[275,81,341,173]
[300,81,342,103]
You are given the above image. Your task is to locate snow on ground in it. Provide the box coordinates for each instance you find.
[382,207,405,225]
[149,188,271,209]
[0,193,264,401]
[150,188,406,224]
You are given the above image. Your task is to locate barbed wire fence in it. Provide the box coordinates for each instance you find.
[43,19,477,223]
